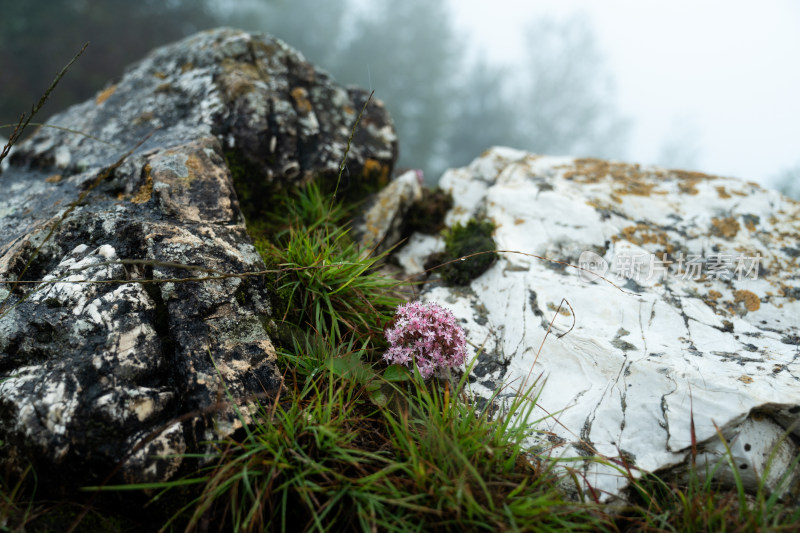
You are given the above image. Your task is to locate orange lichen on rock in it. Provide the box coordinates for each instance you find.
[183,154,207,186]
[715,186,732,199]
[362,158,390,187]
[290,87,313,113]
[711,217,741,239]
[131,165,154,204]
[547,301,572,316]
[218,59,260,100]
[621,180,658,196]
[560,158,679,198]
[703,290,722,308]
[95,84,117,105]
[562,158,628,184]
[779,283,799,301]
[671,169,715,195]
[613,224,669,246]
[734,289,760,312]
[585,199,612,210]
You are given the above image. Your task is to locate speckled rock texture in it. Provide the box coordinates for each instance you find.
[0,28,397,489]
[353,169,423,254]
[396,147,800,500]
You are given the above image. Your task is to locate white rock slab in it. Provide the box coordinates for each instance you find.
[400,147,800,500]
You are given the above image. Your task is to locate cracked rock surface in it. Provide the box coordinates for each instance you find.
[0,28,397,489]
[397,147,800,499]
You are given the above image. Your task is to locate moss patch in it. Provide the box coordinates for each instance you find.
[438,219,498,286]
[402,187,453,237]
[225,149,273,221]
[316,158,391,207]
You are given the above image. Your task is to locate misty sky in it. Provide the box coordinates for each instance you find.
[452,0,800,187]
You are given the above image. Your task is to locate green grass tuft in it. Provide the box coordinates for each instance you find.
[251,181,403,344]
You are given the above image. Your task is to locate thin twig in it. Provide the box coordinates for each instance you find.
[0,42,89,167]
[0,128,157,314]
[329,90,374,209]
[0,122,119,148]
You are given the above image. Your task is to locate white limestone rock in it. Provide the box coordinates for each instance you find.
[399,147,800,500]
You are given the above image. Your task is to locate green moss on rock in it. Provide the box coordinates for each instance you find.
[225,149,274,221]
[403,187,453,237]
[439,219,498,286]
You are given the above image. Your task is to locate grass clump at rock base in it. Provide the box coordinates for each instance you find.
[249,180,403,343]
[152,329,608,532]
[616,440,800,532]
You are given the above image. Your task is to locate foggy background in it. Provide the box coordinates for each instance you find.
[1,0,798,196]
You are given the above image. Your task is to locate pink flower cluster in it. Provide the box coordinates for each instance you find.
[384,301,467,379]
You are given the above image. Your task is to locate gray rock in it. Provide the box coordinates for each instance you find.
[397,147,800,501]
[0,28,397,489]
[353,169,423,254]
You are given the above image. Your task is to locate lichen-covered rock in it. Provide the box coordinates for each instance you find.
[0,28,397,489]
[397,147,800,500]
[353,169,423,254]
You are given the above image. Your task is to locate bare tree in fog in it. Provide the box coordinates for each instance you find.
[443,15,630,172]
[445,56,523,167]
[332,0,461,180]
[517,15,629,159]
[0,0,215,122]
[657,116,702,170]
[215,0,349,69]
[775,163,800,200]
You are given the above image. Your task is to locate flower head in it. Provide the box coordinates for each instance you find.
[383,301,467,379]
